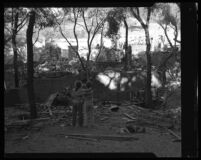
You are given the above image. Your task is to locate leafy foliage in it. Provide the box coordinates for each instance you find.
[105,8,126,38]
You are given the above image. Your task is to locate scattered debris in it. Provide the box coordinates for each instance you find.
[45,92,58,106]
[40,110,66,114]
[126,125,136,133]
[44,93,59,116]
[126,124,146,134]
[123,113,136,120]
[93,105,98,109]
[22,135,29,140]
[100,117,109,121]
[6,117,50,127]
[60,124,66,127]
[167,129,181,141]
[102,101,111,106]
[109,105,119,112]
[66,136,98,142]
[118,128,129,134]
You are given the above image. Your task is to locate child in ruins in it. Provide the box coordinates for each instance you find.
[82,80,94,128]
[71,80,84,127]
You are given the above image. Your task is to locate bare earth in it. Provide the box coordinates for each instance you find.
[5,104,181,157]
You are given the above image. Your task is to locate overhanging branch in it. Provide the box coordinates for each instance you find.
[59,25,86,71]
[33,26,42,46]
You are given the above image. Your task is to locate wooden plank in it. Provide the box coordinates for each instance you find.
[123,113,137,120]
[40,110,66,114]
[47,105,53,116]
[43,92,59,116]
[5,117,50,126]
[66,136,98,142]
[45,92,58,106]
[66,134,139,141]
[167,129,181,140]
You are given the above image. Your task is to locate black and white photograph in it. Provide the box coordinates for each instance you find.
[3,2,198,158]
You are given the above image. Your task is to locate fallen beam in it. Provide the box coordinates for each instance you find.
[44,92,59,116]
[40,110,67,114]
[167,129,181,140]
[65,134,139,141]
[5,117,50,126]
[123,113,137,120]
[66,136,98,142]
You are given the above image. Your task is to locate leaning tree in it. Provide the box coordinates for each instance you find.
[130,7,153,108]
[26,8,58,119]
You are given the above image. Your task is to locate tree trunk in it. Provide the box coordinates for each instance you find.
[144,26,152,108]
[12,11,19,88]
[95,27,104,62]
[26,10,37,119]
[124,19,128,70]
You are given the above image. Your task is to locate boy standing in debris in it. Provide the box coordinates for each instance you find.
[71,80,84,127]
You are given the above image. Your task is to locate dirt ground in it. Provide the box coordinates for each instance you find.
[4,103,181,157]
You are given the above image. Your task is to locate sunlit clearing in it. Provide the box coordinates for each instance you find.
[132,76,136,82]
[105,70,115,78]
[96,73,110,87]
[114,72,121,79]
[121,77,128,85]
[96,72,119,90]
[109,79,117,90]
[104,70,120,79]
[151,74,161,88]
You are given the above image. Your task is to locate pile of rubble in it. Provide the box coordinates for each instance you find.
[93,100,181,141]
[5,92,181,142]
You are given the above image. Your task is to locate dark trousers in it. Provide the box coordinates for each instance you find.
[72,102,83,127]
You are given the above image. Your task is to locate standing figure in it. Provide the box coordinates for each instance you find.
[82,80,94,127]
[71,80,84,127]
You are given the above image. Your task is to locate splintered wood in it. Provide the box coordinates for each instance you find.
[167,129,181,140]
[44,92,58,116]
[123,113,137,120]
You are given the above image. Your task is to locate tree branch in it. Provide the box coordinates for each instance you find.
[159,23,174,48]
[82,10,89,33]
[4,26,12,34]
[17,14,28,28]
[174,24,178,47]
[5,36,12,44]
[73,8,79,55]
[17,18,28,32]
[33,26,42,46]
[89,18,94,33]
[58,25,86,71]
[146,7,151,25]
[11,8,14,30]
[69,18,86,30]
[130,7,145,28]
[95,26,104,62]
[136,7,140,17]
